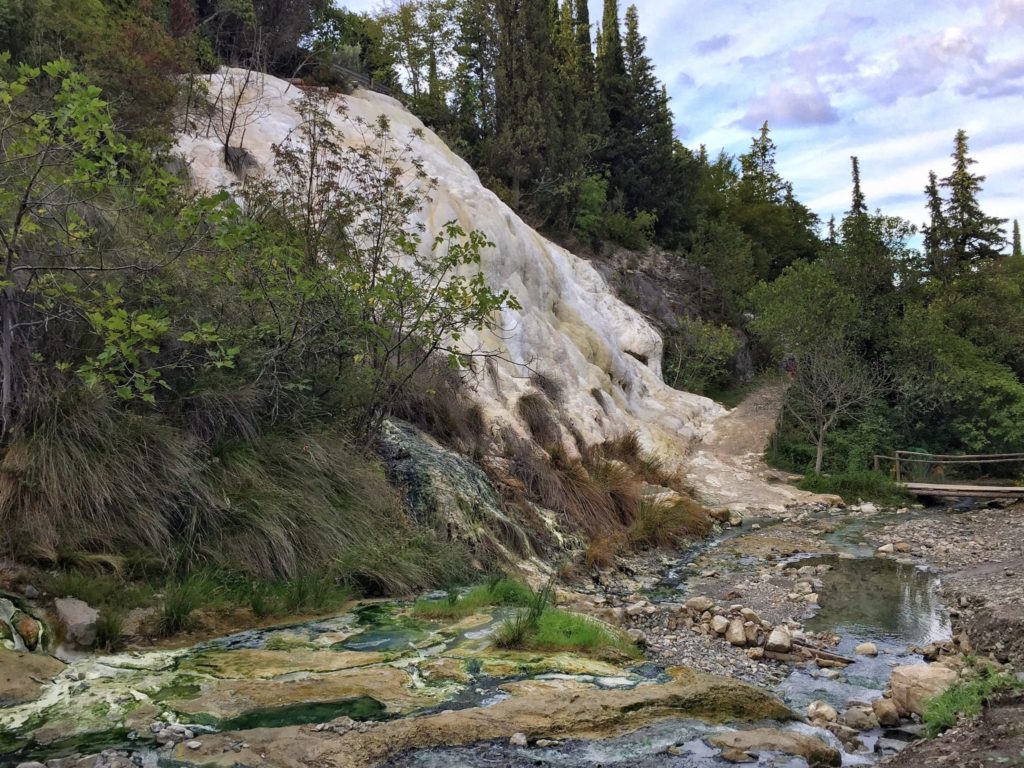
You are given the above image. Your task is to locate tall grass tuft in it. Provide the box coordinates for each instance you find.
[629,497,712,549]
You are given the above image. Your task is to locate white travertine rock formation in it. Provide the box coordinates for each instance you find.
[176,70,723,463]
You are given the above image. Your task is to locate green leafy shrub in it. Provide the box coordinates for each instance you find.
[663,318,741,395]
[94,609,126,652]
[797,471,909,505]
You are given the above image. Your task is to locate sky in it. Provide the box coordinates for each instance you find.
[341,0,1024,233]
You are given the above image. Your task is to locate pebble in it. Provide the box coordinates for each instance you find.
[509,732,528,747]
[185,741,202,750]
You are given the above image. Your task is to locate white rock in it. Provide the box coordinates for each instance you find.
[860,502,878,514]
[186,741,202,750]
[625,601,648,617]
[877,543,895,554]
[685,596,715,614]
[889,664,959,717]
[510,732,528,747]
[725,617,747,646]
[177,70,724,474]
[855,642,878,657]
[765,627,792,653]
[807,700,838,722]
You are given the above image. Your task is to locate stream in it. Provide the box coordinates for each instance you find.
[0,507,955,768]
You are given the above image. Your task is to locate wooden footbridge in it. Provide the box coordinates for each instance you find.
[874,451,1024,499]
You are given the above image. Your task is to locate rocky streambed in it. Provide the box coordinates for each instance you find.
[3,501,1021,768]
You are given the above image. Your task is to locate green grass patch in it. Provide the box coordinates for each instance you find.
[923,668,1023,737]
[492,583,639,660]
[797,471,910,505]
[412,578,533,620]
[157,574,217,636]
[44,571,155,611]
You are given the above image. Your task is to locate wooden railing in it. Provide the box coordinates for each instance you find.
[873,450,1024,498]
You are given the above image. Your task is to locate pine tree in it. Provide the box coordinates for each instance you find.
[738,122,783,203]
[1012,219,1022,258]
[941,129,1006,269]
[849,156,867,217]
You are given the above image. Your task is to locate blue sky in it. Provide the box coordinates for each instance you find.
[342,0,1024,233]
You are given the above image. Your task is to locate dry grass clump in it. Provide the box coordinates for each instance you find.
[516,392,561,448]
[392,363,488,457]
[0,389,466,595]
[628,496,711,549]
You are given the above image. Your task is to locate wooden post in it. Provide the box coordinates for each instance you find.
[895,453,902,483]
[874,455,880,472]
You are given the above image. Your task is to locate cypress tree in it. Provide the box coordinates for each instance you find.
[1014,219,1022,258]
[849,156,867,217]
[941,129,1006,269]
[923,170,949,281]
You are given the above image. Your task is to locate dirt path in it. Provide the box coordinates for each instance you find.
[686,379,833,515]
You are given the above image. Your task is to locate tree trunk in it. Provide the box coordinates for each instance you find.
[814,431,826,474]
[0,286,14,441]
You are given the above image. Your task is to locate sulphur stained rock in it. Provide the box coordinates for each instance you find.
[0,649,65,706]
[176,671,793,767]
[708,728,841,767]
[10,611,41,651]
[176,71,724,468]
[889,663,959,717]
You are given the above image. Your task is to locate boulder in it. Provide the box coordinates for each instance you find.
[54,597,99,648]
[726,618,747,646]
[711,615,730,634]
[625,601,648,617]
[765,627,792,653]
[854,642,878,657]
[860,502,879,514]
[872,697,900,726]
[743,622,760,646]
[877,543,895,554]
[842,706,878,730]
[807,700,838,722]
[894,542,912,553]
[889,664,958,717]
[709,728,841,767]
[685,596,715,614]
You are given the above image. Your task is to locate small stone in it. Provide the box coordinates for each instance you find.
[625,601,648,617]
[535,739,558,747]
[894,542,912,553]
[720,748,755,764]
[842,706,878,730]
[186,741,202,750]
[751,523,762,530]
[510,732,528,747]
[860,502,878,514]
[765,626,792,653]
[872,697,900,726]
[22,585,40,600]
[711,615,730,634]
[685,596,715,613]
[726,618,747,646]
[808,700,838,722]
[739,607,760,623]
[626,628,646,645]
[855,642,878,656]
[666,745,684,756]
[15,762,47,768]
[877,543,895,554]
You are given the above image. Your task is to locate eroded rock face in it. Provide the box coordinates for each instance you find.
[175,71,724,466]
[176,670,793,768]
[889,663,959,717]
[0,649,64,707]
